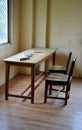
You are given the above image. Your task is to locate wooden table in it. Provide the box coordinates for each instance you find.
[4,48,56,103]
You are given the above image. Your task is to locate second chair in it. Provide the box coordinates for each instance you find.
[49,51,72,74]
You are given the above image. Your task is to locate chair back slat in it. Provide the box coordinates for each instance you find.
[65,51,72,73]
[68,56,77,82]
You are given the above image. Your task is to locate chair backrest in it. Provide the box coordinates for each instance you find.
[65,51,72,73]
[68,56,77,82]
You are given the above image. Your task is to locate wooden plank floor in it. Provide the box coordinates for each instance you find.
[0,74,82,130]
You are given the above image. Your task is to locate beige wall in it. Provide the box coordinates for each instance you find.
[19,0,82,49]
[0,0,20,85]
[19,0,48,50]
[19,0,82,77]
[19,0,33,51]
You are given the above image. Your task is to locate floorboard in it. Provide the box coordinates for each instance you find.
[0,74,82,130]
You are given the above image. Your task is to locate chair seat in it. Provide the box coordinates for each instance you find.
[49,65,66,70]
[49,65,67,73]
[46,73,72,84]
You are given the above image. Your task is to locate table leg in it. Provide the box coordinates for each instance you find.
[31,65,35,103]
[5,63,10,100]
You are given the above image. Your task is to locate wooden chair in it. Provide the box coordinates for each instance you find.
[44,57,77,105]
[49,51,72,74]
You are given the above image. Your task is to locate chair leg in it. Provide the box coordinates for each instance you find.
[49,83,52,95]
[67,83,71,99]
[67,91,70,99]
[65,85,69,105]
[65,98,67,105]
[44,81,48,103]
[62,85,65,90]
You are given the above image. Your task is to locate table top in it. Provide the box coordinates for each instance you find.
[4,48,56,65]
